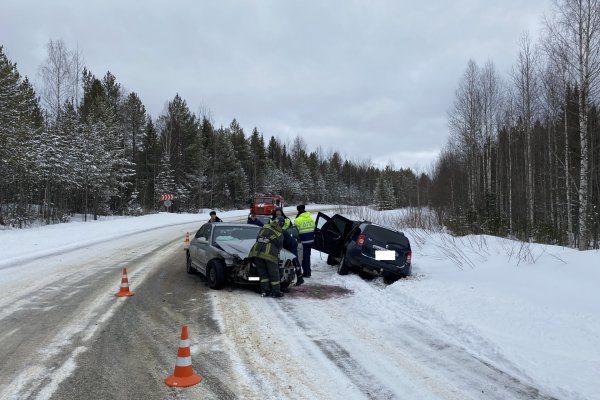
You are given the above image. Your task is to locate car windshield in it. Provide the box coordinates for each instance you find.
[255,198,273,204]
[213,225,259,241]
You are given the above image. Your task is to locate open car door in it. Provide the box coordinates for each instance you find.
[312,212,355,257]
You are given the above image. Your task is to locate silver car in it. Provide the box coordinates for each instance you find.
[185,222,297,290]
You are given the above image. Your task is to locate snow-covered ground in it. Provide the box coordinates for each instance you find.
[1,206,598,399]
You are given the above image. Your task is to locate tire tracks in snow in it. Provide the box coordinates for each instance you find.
[291,273,559,400]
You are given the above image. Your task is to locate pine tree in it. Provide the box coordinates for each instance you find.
[138,119,161,211]
[155,152,176,206]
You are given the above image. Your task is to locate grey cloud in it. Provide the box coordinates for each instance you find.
[1,0,549,170]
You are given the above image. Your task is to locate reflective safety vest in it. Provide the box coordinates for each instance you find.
[294,211,315,244]
[270,216,291,230]
[249,222,284,263]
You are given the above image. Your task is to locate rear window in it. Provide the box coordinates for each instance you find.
[364,225,406,245]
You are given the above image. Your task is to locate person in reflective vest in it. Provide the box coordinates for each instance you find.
[294,204,315,277]
[249,220,284,297]
[270,208,291,230]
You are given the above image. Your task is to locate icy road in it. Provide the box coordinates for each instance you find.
[0,208,589,399]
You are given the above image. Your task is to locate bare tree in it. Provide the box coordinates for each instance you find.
[39,39,73,124]
[512,31,540,235]
[448,59,483,207]
[480,60,503,196]
[541,30,577,245]
[70,44,84,108]
[546,0,600,249]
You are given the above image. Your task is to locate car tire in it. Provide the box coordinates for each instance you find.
[384,275,399,284]
[280,261,293,290]
[186,252,195,274]
[207,259,226,289]
[337,252,350,275]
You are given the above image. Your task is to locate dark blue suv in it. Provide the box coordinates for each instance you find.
[312,213,412,283]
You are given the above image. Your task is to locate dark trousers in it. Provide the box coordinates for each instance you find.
[255,257,281,295]
[301,242,312,276]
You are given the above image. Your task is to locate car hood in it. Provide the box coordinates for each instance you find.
[214,239,255,257]
[215,240,296,262]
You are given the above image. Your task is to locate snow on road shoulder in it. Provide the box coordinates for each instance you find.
[0,204,334,272]
[0,212,208,270]
[317,217,600,400]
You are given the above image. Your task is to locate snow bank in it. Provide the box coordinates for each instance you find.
[329,208,600,400]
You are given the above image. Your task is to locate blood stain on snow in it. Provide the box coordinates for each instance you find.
[287,283,353,299]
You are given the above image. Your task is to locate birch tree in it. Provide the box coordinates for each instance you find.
[512,32,540,235]
[448,60,482,208]
[39,39,73,124]
[546,0,600,249]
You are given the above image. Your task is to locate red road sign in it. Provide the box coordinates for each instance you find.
[160,194,175,201]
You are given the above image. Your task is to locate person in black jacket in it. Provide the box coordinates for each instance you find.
[247,212,264,227]
[208,211,222,223]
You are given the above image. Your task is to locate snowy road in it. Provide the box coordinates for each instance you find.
[0,211,563,399]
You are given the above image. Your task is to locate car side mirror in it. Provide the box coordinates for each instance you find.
[197,237,208,243]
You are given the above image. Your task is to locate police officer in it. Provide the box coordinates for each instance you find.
[249,220,284,297]
[294,204,316,277]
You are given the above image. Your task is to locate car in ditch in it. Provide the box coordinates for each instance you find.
[312,212,412,283]
[186,222,298,290]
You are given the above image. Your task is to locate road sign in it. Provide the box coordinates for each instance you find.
[160,194,175,201]
[164,200,172,207]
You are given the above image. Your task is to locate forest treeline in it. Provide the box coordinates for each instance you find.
[0,43,425,229]
[431,0,600,249]
[1,1,599,250]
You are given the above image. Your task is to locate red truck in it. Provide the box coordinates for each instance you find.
[250,193,285,224]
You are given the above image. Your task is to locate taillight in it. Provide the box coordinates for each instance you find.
[406,251,412,264]
[356,233,366,247]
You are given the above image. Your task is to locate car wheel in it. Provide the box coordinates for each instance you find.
[280,261,293,290]
[384,275,399,284]
[207,259,226,290]
[186,252,194,274]
[337,252,350,275]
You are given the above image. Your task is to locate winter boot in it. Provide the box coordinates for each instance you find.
[272,291,284,298]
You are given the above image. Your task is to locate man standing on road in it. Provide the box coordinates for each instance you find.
[208,211,222,223]
[294,204,315,278]
[249,220,284,298]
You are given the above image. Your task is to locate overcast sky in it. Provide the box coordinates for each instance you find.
[1,0,550,171]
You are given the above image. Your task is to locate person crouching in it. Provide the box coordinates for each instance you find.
[249,219,284,298]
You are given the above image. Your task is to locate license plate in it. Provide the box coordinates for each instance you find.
[248,277,260,281]
[375,250,396,260]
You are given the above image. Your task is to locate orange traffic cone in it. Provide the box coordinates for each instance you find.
[183,232,190,248]
[115,267,134,297]
[165,325,202,387]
